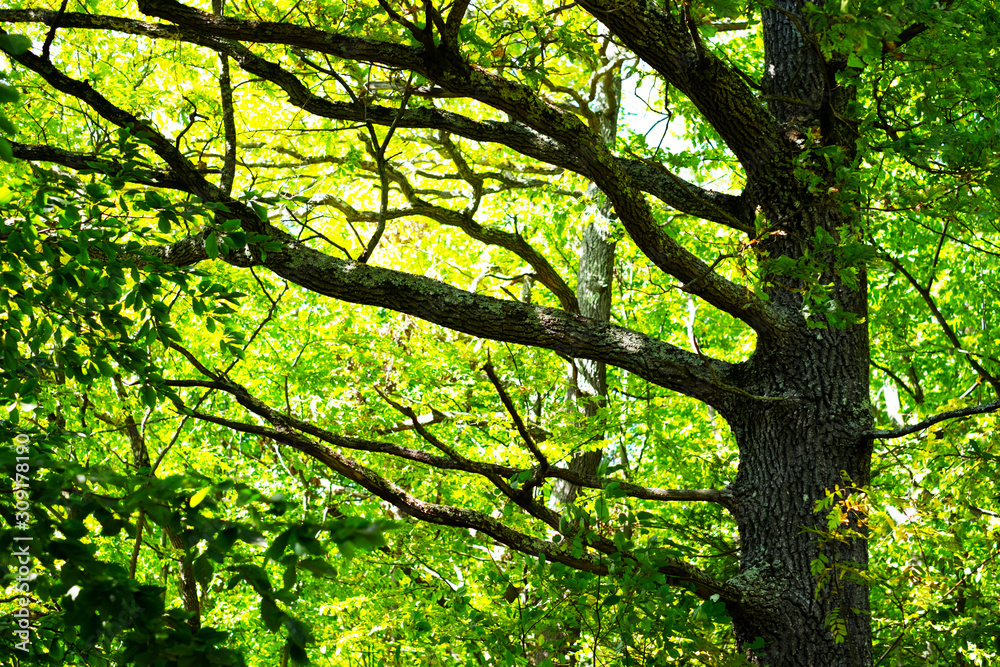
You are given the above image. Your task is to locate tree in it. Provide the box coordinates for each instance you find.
[1,0,999,665]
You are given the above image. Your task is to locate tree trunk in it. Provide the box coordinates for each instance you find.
[685,1,876,659]
[549,30,621,510]
[723,246,873,664]
[114,376,202,633]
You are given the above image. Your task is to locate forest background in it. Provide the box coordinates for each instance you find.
[0,0,999,665]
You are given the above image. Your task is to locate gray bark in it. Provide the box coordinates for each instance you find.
[550,35,621,509]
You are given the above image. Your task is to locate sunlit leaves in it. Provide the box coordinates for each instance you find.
[0,0,996,664]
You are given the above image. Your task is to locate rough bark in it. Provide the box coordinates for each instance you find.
[580,2,875,664]
[721,314,873,665]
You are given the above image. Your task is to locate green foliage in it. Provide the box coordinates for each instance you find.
[0,0,998,664]
[0,31,30,163]
[0,420,389,665]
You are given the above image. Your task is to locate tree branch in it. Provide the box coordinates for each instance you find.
[481,359,549,493]
[162,374,739,600]
[310,150,580,312]
[0,9,751,230]
[164,379,735,510]
[212,0,237,195]
[574,0,791,184]
[170,380,611,572]
[882,22,929,54]
[867,398,1000,440]
[9,142,193,190]
[884,253,1000,396]
[54,2,782,336]
[256,231,741,405]
[2,29,241,219]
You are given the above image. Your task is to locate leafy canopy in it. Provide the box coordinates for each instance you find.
[0,0,999,665]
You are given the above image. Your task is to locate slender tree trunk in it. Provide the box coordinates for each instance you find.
[549,33,621,509]
[547,215,615,507]
[114,377,202,633]
[534,34,621,667]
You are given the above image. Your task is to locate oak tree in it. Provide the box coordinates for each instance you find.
[1,0,999,665]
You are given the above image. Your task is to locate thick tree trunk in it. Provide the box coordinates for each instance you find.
[705,2,875,659]
[723,253,873,665]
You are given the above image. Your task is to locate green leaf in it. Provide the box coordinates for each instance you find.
[0,111,15,135]
[260,598,282,632]
[251,202,268,222]
[157,212,172,233]
[298,558,337,578]
[0,34,31,56]
[265,529,292,561]
[205,231,219,258]
[0,84,19,104]
[193,554,215,589]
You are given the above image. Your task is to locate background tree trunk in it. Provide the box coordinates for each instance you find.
[535,33,620,666]
[549,33,621,510]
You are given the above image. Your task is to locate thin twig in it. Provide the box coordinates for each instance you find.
[41,0,68,60]
[481,360,547,469]
[358,80,414,263]
[883,253,1000,395]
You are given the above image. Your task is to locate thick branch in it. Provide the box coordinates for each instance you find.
[257,231,739,405]
[575,0,791,184]
[10,142,192,190]
[102,215,735,403]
